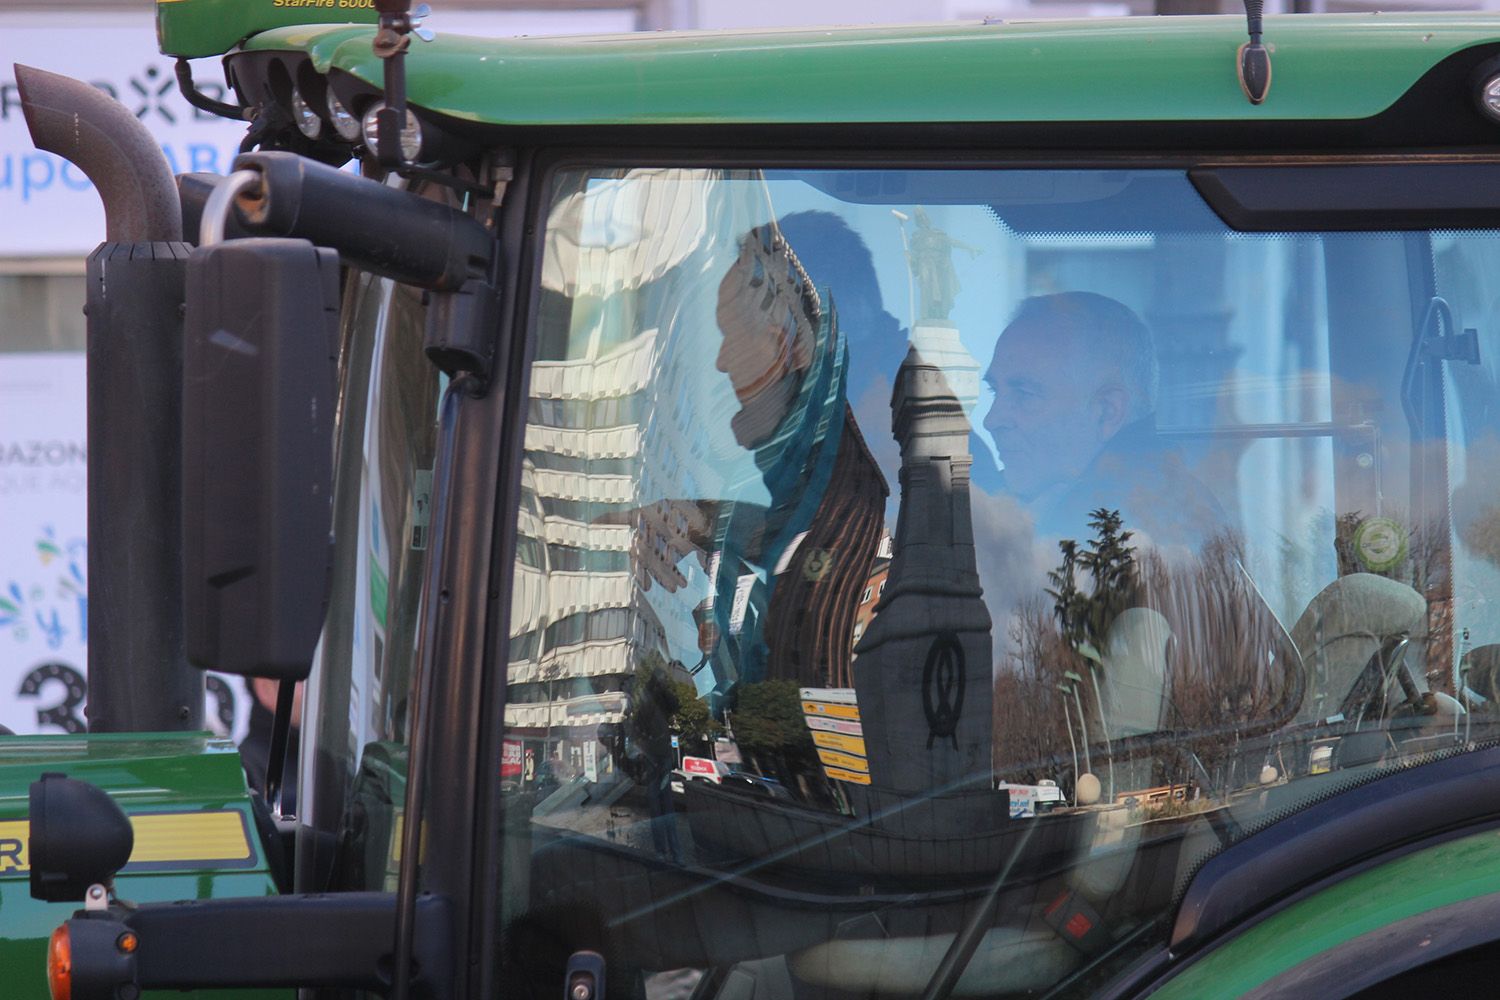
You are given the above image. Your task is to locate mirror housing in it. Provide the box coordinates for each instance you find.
[182,237,338,681]
[29,773,134,903]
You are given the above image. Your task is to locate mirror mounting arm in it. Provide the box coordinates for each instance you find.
[58,893,452,1000]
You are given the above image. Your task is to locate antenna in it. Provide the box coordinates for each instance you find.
[1238,0,1272,105]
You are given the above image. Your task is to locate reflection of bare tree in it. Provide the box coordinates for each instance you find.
[995,517,1301,795]
[994,598,1087,782]
[1141,534,1298,741]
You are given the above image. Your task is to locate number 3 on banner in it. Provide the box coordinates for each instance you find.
[18,662,87,734]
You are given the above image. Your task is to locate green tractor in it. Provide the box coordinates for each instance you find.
[12,1,1500,997]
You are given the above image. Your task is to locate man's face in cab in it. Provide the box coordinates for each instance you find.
[983,318,1129,501]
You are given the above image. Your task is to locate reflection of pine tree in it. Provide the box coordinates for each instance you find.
[1045,539,1088,650]
[1078,508,1137,657]
[1045,509,1138,660]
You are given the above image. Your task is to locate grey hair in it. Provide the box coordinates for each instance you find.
[1008,292,1159,417]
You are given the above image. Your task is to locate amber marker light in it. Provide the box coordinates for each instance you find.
[46,924,71,1000]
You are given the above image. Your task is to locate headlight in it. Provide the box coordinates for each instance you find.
[290,88,322,140]
[1480,73,1500,123]
[325,90,362,142]
[360,101,423,162]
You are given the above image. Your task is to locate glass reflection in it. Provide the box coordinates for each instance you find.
[500,167,1500,1000]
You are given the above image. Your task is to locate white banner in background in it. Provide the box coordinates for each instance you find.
[0,14,247,257]
[0,354,253,738]
[0,353,90,734]
[0,5,638,736]
[0,9,637,257]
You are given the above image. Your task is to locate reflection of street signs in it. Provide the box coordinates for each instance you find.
[806,715,864,736]
[802,548,832,582]
[811,730,865,755]
[816,748,868,773]
[502,740,523,778]
[801,699,859,720]
[800,687,868,785]
[714,737,741,764]
[728,573,756,635]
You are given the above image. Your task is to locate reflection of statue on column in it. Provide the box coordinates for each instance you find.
[899,207,982,419]
[906,207,979,324]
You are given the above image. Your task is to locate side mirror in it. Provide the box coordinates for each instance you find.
[182,237,338,681]
[29,773,134,903]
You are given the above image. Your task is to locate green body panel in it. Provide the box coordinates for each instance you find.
[156,0,378,60]
[0,733,288,1000]
[1152,828,1500,998]
[237,14,1500,127]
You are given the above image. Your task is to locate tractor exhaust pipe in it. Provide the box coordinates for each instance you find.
[15,64,202,733]
[15,64,182,242]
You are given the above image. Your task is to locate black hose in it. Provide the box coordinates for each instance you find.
[1245,0,1264,42]
[174,58,246,121]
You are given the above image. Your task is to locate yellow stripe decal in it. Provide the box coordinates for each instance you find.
[0,821,29,874]
[131,812,250,864]
[0,811,252,875]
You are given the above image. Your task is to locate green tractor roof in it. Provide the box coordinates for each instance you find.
[217,14,1500,127]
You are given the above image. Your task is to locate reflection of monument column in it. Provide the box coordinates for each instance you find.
[852,345,993,794]
[908,320,980,420]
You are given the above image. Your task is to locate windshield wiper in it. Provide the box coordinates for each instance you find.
[916,819,1041,1000]
[1402,294,1481,441]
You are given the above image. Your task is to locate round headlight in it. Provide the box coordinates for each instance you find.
[1479,73,1500,123]
[360,102,423,162]
[290,88,322,140]
[325,90,362,142]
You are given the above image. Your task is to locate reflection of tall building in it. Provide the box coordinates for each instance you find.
[504,167,719,772]
[851,533,894,652]
[763,408,887,689]
[504,330,670,770]
[505,171,869,765]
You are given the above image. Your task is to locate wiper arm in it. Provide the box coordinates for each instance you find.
[917,818,1041,1000]
[1401,295,1481,440]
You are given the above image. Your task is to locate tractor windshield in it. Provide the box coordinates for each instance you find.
[497,165,1500,998]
